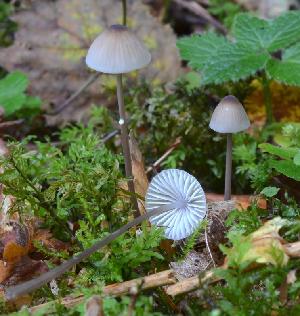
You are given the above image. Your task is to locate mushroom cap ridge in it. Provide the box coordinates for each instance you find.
[86,24,151,74]
[209,95,250,133]
[145,169,207,240]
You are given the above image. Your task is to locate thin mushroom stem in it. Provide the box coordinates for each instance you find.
[116,74,140,217]
[262,73,274,125]
[224,133,232,201]
[122,0,127,26]
[5,203,179,300]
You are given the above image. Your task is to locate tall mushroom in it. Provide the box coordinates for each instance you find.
[86,25,151,215]
[209,95,250,201]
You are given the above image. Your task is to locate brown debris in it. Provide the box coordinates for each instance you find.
[170,250,211,281]
[85,295,104,316]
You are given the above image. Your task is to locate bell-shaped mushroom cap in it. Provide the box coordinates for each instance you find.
[145,169,207,240]
[86,24,151,74]
[209,95,250,133]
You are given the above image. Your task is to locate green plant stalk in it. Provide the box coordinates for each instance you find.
[262,73,274,125]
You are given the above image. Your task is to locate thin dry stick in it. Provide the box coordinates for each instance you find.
[166,270,219,297]
[5,203,180,300]
[29,270,176,313]
[205,227,216,267]
[48,0,128,116]
[101,129,120,143]
[48,73,100,115]
[146,138,181,174]
[173,0,227,34]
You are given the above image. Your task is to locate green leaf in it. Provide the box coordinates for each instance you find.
[259,143,298,159]
[177,32,228,70]
[201,43,269,85]
[233,12,300,52]
[232,13,269,50]
[269,159,300,181]
[260,186,280,198]
[266,12,300,51]
[294,151,300,166]
[178,12,300,86]
[0,71,29,116]
[267,43,300,86]
[177,31,269,85]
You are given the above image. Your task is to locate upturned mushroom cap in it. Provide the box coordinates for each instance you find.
[145,169,207,240]
[209,95,250,133]
[86,24,151,74]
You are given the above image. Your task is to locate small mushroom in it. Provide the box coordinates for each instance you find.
[145,169,207,240]
[209,95,250,201]
[86,25,151,215]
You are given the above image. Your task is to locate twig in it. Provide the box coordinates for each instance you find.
[101,129,120,143]
[5,204,180,300]
[173,0,227,34]
[85,296,104,316]
[146,137,182,174]
[127,286,139,316]
[165,270,219,297]
[0,119,24,132]
[48,73,100,115]
[205,227,216,267]
[29,270,176,313]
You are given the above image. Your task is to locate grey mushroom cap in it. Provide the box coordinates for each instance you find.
[209,95,250,133]
[86,24,151,74]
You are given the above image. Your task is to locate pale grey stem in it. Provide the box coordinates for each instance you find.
[5,202,180,301]
[116,74,139,217]
[224,133,232,201]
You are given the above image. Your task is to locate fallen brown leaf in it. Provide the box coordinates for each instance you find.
[206,193,267,210]
[0,221,31,264]
[32,229,69,253]
[1,256,48,287]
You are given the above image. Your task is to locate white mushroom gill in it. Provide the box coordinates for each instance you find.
[86,24,151,74]
[145,169,207,240]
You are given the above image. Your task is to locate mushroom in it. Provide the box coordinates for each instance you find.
[86,25,151,215]
[145,169,207,240]
[209,95,250,201]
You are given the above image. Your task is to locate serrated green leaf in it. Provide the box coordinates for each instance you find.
[177,31,269,85]
[202,43,269,85]
[269,159,300,181]
[266,11,300,51]
[232,13,269,50]
[233,12,300,52]
[267,43,300,86]
[177,32,228,70]
[260,186,280,198]
[177,12,300,86]
[0,71,29,116]
[259,143,298,159]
